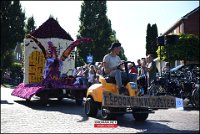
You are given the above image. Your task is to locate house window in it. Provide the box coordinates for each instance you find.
[18,53,19,60]
[173,29,176,34]
[16,53,18,60]
[16,52,21,60]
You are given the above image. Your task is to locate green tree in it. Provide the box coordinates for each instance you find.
[151,24,158,58]
[25,16,36,34]
[146,23,158,58]
[77,0,126,66]
[119,47,127,61]
[1,1,25,72]
[157,34,199,63]
[146,23,151,56]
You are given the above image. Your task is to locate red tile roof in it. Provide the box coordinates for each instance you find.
[30,18,74,41]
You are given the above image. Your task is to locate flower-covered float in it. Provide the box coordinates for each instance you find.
[11,18,92,105]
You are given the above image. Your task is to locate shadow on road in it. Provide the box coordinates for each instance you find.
[89,111,198,133]
[115,114,199,133]
[1,100,14,105]
[14,98,89,122]
[13,99,199,133]
[184,107,199,111]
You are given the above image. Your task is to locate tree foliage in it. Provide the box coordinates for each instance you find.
[157,34,199,62]
[146,23,158,58]
[25,16,36,34]
[77,0,126,66]
[1,1,25,71]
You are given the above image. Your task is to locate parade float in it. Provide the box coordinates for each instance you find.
[11,18,92,105]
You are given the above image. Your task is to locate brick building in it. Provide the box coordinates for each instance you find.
[163,6,199,36]
[156,6,199,70]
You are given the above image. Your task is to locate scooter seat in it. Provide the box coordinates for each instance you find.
[105,76,116,84]
[104,76,129,86]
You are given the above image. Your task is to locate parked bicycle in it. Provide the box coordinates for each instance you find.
[148,67,199,109]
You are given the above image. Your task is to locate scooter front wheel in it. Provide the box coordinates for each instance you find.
[84,97,98,117]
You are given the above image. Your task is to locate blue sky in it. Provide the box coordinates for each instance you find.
[20,1,199,63]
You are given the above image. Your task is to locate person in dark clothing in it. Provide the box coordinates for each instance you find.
[145,54,158,88]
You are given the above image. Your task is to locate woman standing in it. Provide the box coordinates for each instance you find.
[137,58,148,94]
[88,65,96,86]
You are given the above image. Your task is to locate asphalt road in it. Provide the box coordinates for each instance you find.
[1,86,199,133]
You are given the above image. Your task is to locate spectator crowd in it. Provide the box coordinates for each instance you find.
[70,53,159,95]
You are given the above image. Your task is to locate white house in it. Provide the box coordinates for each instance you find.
[14,42,23,63]
[23,18,75,84]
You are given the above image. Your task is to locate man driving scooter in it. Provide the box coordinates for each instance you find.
[102,42,137,95]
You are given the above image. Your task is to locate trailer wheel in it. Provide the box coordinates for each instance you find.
[57,97,63,102]
[26,99,31,102]
[40,93,48,105]
[75,92,84,105]
[101,107,116,120]
[132,113,149,122]
[75,99,83,106]
[84,97,98,117]
[115,113,125,116]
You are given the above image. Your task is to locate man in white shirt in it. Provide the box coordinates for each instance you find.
[103,42,137,95]
[145,54,158,87]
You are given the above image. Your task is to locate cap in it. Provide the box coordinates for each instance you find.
[108,42,121,51]
[128,63,133,67]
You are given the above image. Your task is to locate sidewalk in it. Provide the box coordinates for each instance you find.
[1,85,24,103]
